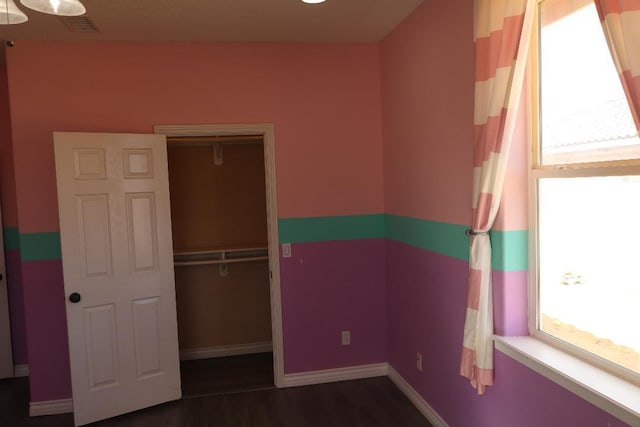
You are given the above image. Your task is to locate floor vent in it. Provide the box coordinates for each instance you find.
[60,16,99,33]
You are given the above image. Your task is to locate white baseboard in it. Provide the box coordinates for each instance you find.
[29,398,73,417]
[14,364,29,377]
[282,363,388,388]
[388,366,449,427]
[179,341,272,361]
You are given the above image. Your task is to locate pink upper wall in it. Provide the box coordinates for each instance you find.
[5,41,384,232]
[0,46,18,227]
[380,0,474,226]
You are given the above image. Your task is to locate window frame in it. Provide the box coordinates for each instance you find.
[528,0,640,387]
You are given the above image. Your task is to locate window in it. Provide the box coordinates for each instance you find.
[533,0,640,382]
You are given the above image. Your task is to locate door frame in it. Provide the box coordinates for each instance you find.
[154,123,284,388]
[0,203,14,379]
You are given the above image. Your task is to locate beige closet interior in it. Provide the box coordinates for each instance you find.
[167,137,272,354]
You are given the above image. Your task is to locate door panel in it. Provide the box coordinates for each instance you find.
[54,132,181,426]
[84,304,119,390]
[132,297,162,378]
[126,193,158,271]
[77,194,112,277]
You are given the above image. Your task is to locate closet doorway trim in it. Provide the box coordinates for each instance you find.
[154,123,284,388]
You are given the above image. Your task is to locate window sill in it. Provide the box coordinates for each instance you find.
[494,336,640,426]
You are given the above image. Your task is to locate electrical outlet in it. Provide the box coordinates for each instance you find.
[416,352,423,371]
[282,243,292,258]
[341,330,351,346]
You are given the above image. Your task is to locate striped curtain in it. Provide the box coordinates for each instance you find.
[596,0,640,131]
[460,0,535,395]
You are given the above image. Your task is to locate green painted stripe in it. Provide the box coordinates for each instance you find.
[491,229,528,272]
[385,214,469,262]
[278,214,385,243]
[385,215,527,272]
[9,216,526,269]
[3,227,20,251]
[19,232,61,262]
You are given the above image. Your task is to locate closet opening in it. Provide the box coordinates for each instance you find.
[166,132,276,397]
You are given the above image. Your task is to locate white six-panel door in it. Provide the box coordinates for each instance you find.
[54,132,181,426]
[0,204,14,379]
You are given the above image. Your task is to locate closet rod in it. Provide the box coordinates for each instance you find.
[174,256,269,267]
[174,247,268,257]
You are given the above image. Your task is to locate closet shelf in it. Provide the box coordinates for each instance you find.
[174,246,268,256]
[174,256,269,267]
[173,246,269,267]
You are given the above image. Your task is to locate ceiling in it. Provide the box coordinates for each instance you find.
[0,0,424,43]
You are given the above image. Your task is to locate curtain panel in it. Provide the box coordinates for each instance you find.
[460,0,535,395]
[596,0,640,131]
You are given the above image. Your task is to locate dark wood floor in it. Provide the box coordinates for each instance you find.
[0,354,432,427]
[181,352,276,398]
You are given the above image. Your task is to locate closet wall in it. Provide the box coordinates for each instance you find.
[168,139,272,353]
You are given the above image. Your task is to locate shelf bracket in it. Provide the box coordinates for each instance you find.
[213,142,223,166]
[218,251,228,277]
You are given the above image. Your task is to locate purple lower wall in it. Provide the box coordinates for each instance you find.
[386,239,470,418]
[280,239,387,373]
[386,240,628,427]
[21,238,388,402]
[6,249,27,365]
[488,352,628,427]
[16,234,630,426]
[21,259,71,401]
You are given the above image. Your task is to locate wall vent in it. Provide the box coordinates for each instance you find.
[60,16,99,33]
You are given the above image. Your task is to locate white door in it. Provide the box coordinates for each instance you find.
[54,132,181,426]
[0,205,14,379]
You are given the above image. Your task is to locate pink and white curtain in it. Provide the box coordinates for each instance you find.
[460,0,535,394]
[596,0,640,131]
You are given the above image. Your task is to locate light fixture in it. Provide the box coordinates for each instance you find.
[1,0,28,24]
[0,0,85,24]
[21,0,85,16]
[301,0,326,3]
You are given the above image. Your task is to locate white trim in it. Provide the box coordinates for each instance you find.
[388,366,449,427]
[29,398,73,417]
[495,336,640,426]
[154,123,285,388]
[527,168,538,336]
[179,341,272,361]
[282,363,388,388]
[14,364,29,377]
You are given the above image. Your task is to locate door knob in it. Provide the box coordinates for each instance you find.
[69,292,81,303]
